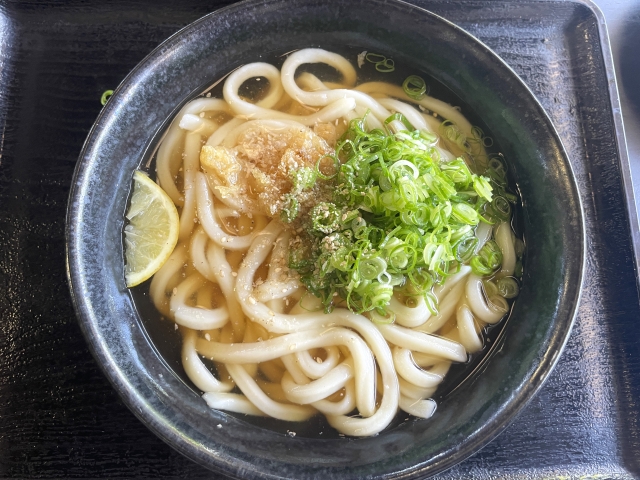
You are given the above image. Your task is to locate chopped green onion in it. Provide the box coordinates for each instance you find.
[489,196,511,221]
[360,257,387,280]
[441,158,473,187]
[310,202,341,234]
[488,155,507,178]
[504,192,518,203]
[471,126,484,141]
[299,292,323,312]
[473,175,493,202]
[365,53,386,64]
[497,277,519,298]
[424,292,438,316]
[514,260,523,278]
[365,52,395,72]
[441,120,469,152]
[483,279,499,298]
[280,195,299,223]
[375,58,395,72]
[402,75,427,100]
[451,203,479,224]
[384,113,414,131]
[100,89,113,105]
[454,235,478,262]
[369,308,396,324]
[515,238,525,258]
[316,154,339,180]
[292,167,317,190]
[288,114,504,317]
[470,240,502,276]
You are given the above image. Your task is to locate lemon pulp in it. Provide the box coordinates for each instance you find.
[124,170,179,287]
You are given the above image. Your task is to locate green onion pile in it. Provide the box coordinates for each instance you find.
[286,113,516,319]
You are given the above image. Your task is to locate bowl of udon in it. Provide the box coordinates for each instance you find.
[66,0,584,478]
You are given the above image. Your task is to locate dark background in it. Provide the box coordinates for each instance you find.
[0,0,639,478]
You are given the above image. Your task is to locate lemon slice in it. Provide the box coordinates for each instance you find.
[124,170,179,287]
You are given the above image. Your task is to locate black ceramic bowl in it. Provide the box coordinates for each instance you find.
[66,0,584,478]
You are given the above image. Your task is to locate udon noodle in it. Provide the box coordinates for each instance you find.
[145,48,522,436]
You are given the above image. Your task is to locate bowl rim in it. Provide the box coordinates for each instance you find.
[66,0,586,477]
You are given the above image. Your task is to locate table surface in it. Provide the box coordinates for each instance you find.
[0,0,638,479]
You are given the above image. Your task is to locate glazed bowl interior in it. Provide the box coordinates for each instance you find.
[66,0,584,478]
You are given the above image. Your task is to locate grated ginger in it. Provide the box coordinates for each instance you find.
[200,123,334,224]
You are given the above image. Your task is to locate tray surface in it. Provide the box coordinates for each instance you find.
[0,0,638,478]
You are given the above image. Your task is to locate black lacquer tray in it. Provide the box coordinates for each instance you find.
[0,0,638,478]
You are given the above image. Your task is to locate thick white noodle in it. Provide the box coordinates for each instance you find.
[182,329,234,392]
[281,358,354,405]
[177,133,200,240]
[399,396,437,419]
[253,231,300,302]
[156,124,184,206]
[281,354,311,384]
[431,361,452,378]
[392,347,444,388]
[207,242,246,338]
[312,380,357,416]
[411,352,442,368]
[179,114,217,134]
[495,222,516,276]
[418,277,467,334]
[234,225,400,434]
[240,325,261,378]
[190,227,214,281]
[195,327,377,409]
[377,324,467,362]
[474,221,493,254]
[223,61,356,125]
[254,284,300,303]
[223,63,284,111]
[149,244,187,317]
[195,172,258,250]
[170,273,229,330]
[457,304,483,353]
[399,376,437,400]
[295,347,341,379]
[206,117,246,147]
[202,392,267,416]
[280,49,391,123]
[182,98,232,116]
[157,99,232,206]
[377,97,430,132]
[295,72,330,91]
[434,265,472,301]
[226,363,316,421]
[465,274,507,324]
[214,206,240,219]
[388,294,431,328]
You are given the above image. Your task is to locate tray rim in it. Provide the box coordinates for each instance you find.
[570,0,640,283]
